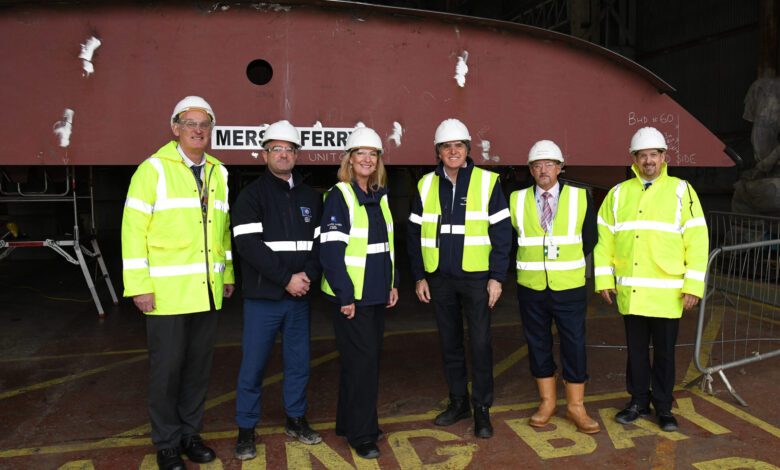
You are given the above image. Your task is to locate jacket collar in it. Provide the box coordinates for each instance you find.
[351,180,387,205]
[154,141,219,166]
[434,156,474,181]
[263,168,302,189]
[631,161,668,184]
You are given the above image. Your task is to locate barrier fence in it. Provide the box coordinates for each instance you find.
[693,219,780,406]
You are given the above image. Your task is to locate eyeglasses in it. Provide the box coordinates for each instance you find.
[178,119,213,131]
[530,162,558,170]
[267,145,297,154]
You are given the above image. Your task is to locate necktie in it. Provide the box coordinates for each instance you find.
[191,165,203,193]
[644,182,652,190]
[541,191,552,232]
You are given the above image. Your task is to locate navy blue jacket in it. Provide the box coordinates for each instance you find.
[320,182,399,307]
[232,170,322,300]
[407,157,512,282]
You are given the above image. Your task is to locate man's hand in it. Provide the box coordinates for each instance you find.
[386,288,399,308]
[415,279,431,303]
[223,284,235,298]
[487,279,502,308]
[133,293,155,313]
[285,272,311,297]
[681,293,700,310]
[341,303,356,319]
[600,289,617,305]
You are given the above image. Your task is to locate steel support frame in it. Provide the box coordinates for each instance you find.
[0,167,118,317]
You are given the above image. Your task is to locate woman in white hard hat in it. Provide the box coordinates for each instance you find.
[319,126,398,459]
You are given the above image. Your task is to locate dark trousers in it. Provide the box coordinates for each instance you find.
[332,303,385,447]
[517,286,588,383]
[623,314,680,413]
[235,298,311,428]
[428,276,494,407]
[146,309,218,450]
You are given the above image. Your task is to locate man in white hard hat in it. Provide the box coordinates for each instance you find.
[594,126,708,432]
[231,120,323,461]
[509,140,599,434]
[407,118,512,439]
[122,96,234,470]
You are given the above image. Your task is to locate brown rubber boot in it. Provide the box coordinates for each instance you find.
[564,381,600,434]
[529,376,557,427]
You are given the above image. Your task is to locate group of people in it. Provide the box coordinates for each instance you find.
[121,96,708,470]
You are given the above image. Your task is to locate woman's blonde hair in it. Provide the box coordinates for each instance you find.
[336,149,387,189]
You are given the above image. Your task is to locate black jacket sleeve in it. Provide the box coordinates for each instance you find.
[406,187,427,282]
[304,191,323,283]
[319,189,355,305]
[487,181,512,283]
[582,190,598,257]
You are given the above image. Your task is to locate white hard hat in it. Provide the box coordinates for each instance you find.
[262,120,301,148]
[528,140,564,164]
[630,127,667,153]
[171,96,215,126]
[434,118,471,145]
[345,127,383,156]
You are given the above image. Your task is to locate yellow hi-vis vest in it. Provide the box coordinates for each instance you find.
[321,182,395,301]
[121,141,234,315]
[510,185,587,290]
[593,163,708,318]
[417,167,499,272]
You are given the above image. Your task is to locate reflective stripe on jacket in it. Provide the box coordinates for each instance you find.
[593,163,708,318]
[510,184,587,290]
[414,166,506,272]
[321,182,395,301]
[121,140,234,315]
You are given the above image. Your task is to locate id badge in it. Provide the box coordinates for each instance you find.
[544,243,559,260]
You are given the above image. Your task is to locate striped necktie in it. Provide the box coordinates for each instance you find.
[541,191,552,232]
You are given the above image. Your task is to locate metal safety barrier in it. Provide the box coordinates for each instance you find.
[693,237,780,406]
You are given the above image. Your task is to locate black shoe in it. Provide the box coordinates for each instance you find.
[434,396,471,426]
[615,403,652,424]
[181,434,216,463]
[657,411,679,432]
[474,405,494,439]
[234,427,257,460]
[354,442,380,459]
[156,447,185,470]
[285,416,322,445]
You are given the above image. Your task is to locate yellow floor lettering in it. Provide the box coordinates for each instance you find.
[241,443,267,470]
[692,457,780,470]
[196,457,224,469]
[599,408,688,449]
[58,461,95,470]
[674,397,730,434]
[286,440,359,470]
[504,417,596,459]
[139,454,158,470]
[388,429,478,470]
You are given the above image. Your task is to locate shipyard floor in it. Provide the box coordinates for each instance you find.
[1,254,779,470]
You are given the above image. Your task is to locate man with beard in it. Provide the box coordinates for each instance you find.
[593,126,708,432]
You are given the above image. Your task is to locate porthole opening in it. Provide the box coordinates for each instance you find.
[246,59,273,85]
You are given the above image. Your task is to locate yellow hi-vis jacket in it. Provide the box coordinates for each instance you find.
[593,163,708,318]
[510,185,587,290]
[121,141,234,315]
[417,167,500,272]
[321,182,395,300]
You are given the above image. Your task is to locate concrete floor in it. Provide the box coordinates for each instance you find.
[1,251,779,469]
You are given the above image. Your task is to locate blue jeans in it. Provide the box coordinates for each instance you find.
[235,298,311,428]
